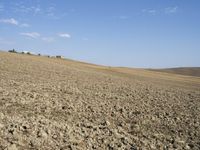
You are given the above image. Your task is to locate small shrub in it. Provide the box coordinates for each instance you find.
[8,49,17,53]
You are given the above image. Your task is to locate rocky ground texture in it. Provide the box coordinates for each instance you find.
[0,52,200,150]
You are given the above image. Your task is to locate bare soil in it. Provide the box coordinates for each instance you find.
[0,51,200,150]
[149,67,200,77]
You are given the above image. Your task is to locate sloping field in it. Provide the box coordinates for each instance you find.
[0,51,200,149]
[149,67,200,77]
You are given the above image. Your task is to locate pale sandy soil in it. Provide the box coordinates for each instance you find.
[0,51,200,150]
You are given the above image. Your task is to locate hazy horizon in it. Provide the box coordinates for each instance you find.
[0,0,200,68]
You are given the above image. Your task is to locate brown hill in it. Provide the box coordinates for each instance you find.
[0,51,200,149]
[149,67,200,77]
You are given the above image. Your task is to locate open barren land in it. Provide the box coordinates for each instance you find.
[149,68,200,77]
[0,51,200,150]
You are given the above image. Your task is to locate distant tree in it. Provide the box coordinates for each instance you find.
[56,56,62,58]
[8,49,17,53]
[38,53,41,56]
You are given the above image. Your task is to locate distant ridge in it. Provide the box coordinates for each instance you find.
[149,67,200,77]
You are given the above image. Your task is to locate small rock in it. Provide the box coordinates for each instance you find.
[52,134,58,139]
[121,137,128,145]
[130,144,137,150]
[37,130,48,138]
[107,143,114,150]
[173,144,178,149]
[106,120,110,126]
[187,143,194,149]
[0,123,4,128]
[0,112,5,119]
[7,144,18,150]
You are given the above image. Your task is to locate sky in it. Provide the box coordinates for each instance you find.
[0,0,200,68]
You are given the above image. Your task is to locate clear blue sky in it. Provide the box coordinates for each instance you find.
[0,0,200,68]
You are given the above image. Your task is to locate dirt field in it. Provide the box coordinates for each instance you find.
[0,51,200,150]
[149,68,200,77]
